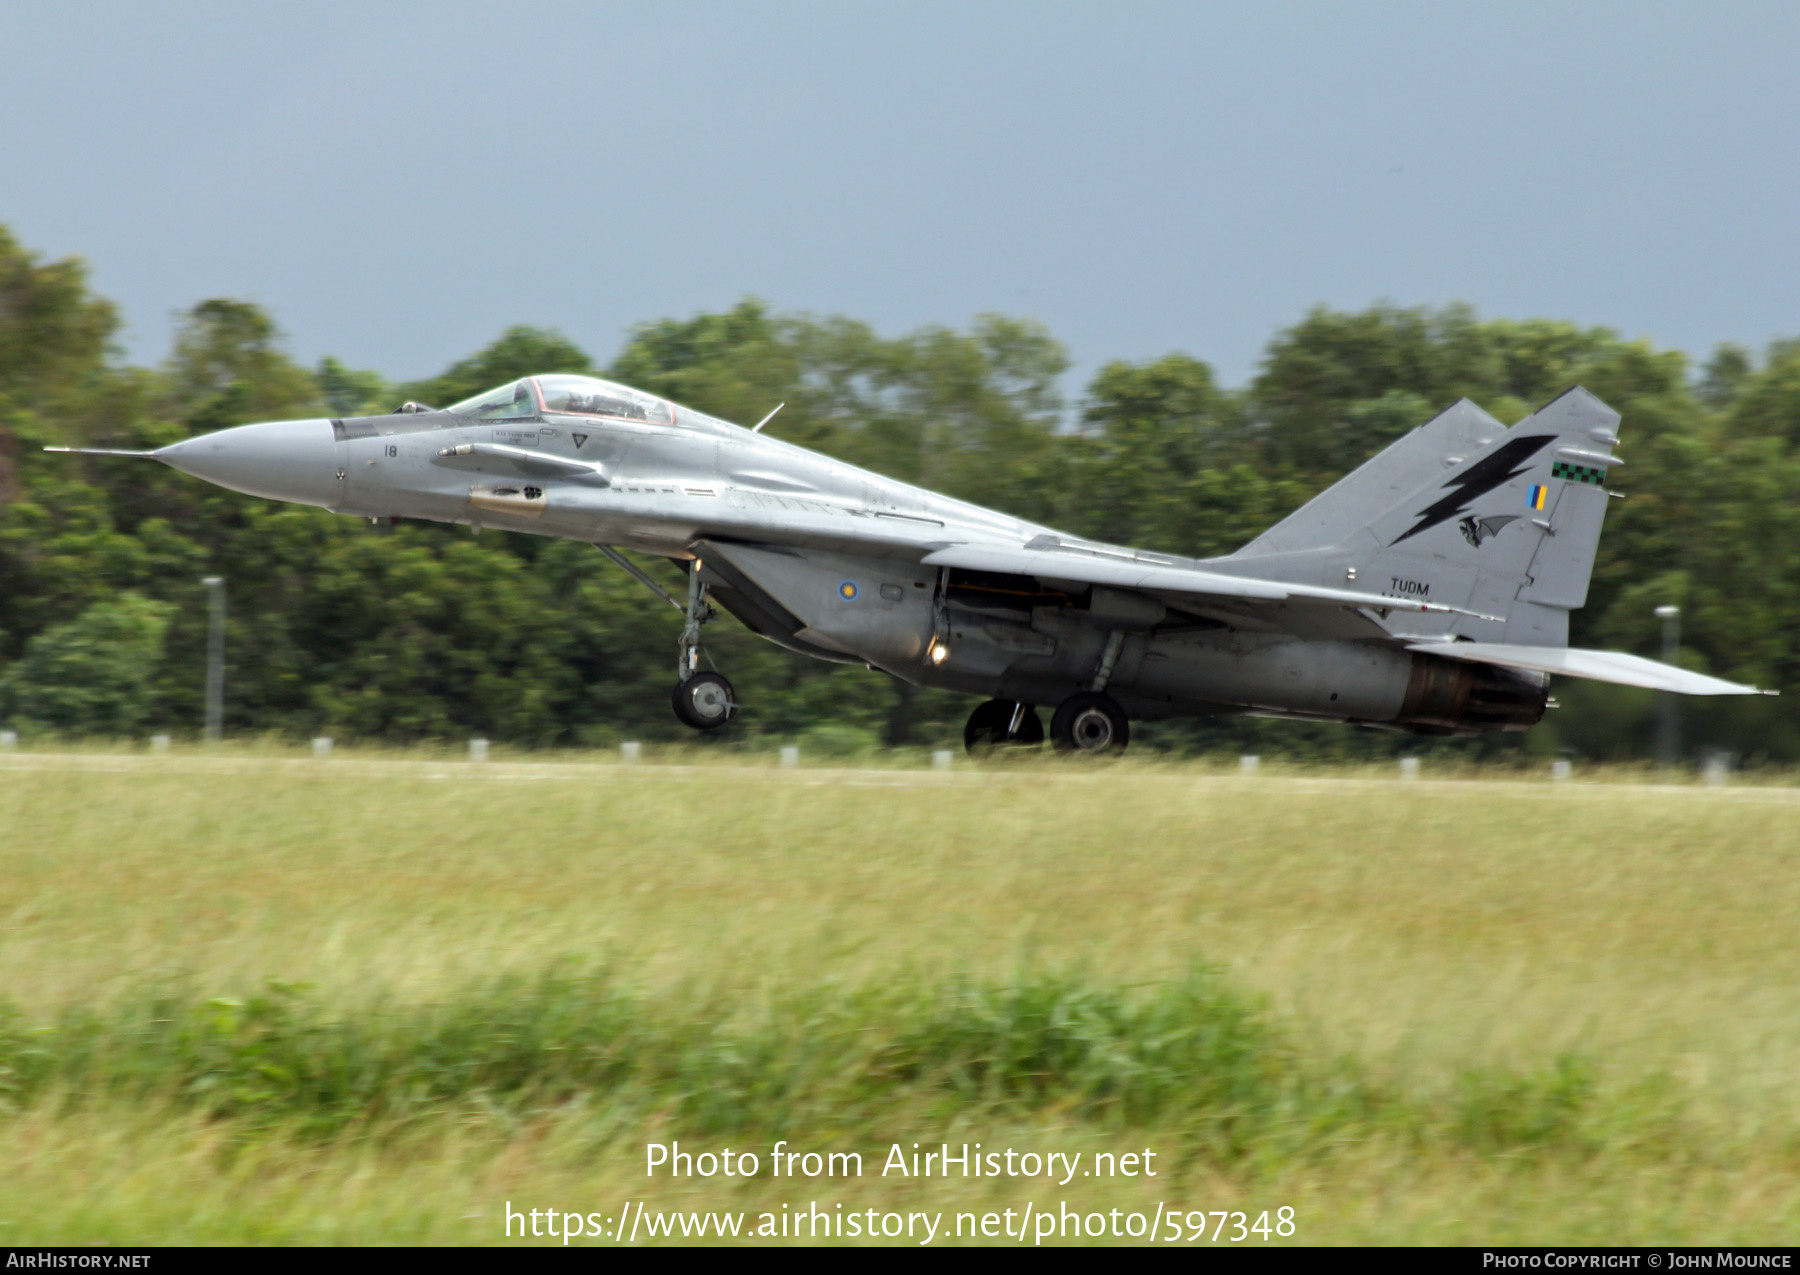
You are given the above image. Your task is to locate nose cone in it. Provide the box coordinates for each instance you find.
[158,418,341,508]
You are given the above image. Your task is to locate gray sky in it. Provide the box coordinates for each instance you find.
[4,1,1797,398]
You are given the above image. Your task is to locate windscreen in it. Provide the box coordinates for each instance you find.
[535,375,673,426]
[446,379,539,421]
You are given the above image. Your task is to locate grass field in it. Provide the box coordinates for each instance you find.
[2,748,1798,1245]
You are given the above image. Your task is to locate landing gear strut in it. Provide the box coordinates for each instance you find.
[673,561,735,730]
[1049,691,1129,754]
[592,545,739,730]
[963,699,1044,753]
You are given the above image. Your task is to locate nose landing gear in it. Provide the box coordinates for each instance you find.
[591,546,742,733]
[672,559,737,731]
[963,699,1045,753]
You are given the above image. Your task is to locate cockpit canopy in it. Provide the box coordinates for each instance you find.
[447,375,674,427]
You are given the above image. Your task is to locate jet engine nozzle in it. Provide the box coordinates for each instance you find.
[156,418,342,509]
[1394,652,1550,735]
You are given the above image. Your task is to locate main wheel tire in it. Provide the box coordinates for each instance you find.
[1050,691,1129,754]
[963,698,1045,753]
[672,672,737,730]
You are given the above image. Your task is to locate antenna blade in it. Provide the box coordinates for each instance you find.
[750,403,785,433]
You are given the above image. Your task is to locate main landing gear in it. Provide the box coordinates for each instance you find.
[1043,631,1131,754]
[1049,691,1129,754]
[963,699,1044,753]
[962,691,1131,755]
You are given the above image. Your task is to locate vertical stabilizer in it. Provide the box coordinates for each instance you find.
[1227,388,1622,647]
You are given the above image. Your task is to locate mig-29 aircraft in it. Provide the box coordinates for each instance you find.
[52,374,1770,752]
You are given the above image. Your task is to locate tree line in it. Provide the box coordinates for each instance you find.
[1,224,1795,761]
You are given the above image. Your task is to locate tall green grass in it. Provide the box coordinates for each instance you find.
[0,966,1676,1167]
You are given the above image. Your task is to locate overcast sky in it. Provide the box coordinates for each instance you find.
[3,1,1796,398]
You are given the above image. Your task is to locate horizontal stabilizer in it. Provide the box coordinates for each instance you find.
[1404,642,1772,696]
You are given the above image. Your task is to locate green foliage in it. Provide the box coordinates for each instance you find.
[1698,343,1754,408]
[164,299,325,434]
[314,357,391,417]
[401,324,595,410]
[1727,343,1800,448]
[1248,304,1663,473]
[0,226,119,439]
[1454,1056,1598,1152]
[1251,302,1494,473]
[2,593,173,735]
[1050,354,1292,557]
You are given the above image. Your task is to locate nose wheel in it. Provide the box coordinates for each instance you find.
[674,671,737,730]
[1050,692,1129,754]
[963,699,1045,753]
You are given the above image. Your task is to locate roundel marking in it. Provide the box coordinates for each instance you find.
[838,580,859,601]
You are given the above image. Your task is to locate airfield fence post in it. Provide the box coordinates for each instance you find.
[202,576,225,742]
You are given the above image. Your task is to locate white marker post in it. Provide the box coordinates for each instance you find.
[201,576,226,743]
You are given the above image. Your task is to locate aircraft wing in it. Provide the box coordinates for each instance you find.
[918,543,1497,623]
[1403,642,1772,695]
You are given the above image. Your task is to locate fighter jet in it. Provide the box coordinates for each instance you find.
[51,375,1771,752]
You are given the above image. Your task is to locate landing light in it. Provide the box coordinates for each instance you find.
[929,641,950,665]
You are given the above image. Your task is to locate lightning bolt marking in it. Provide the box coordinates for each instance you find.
[1390,435,1555,545]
